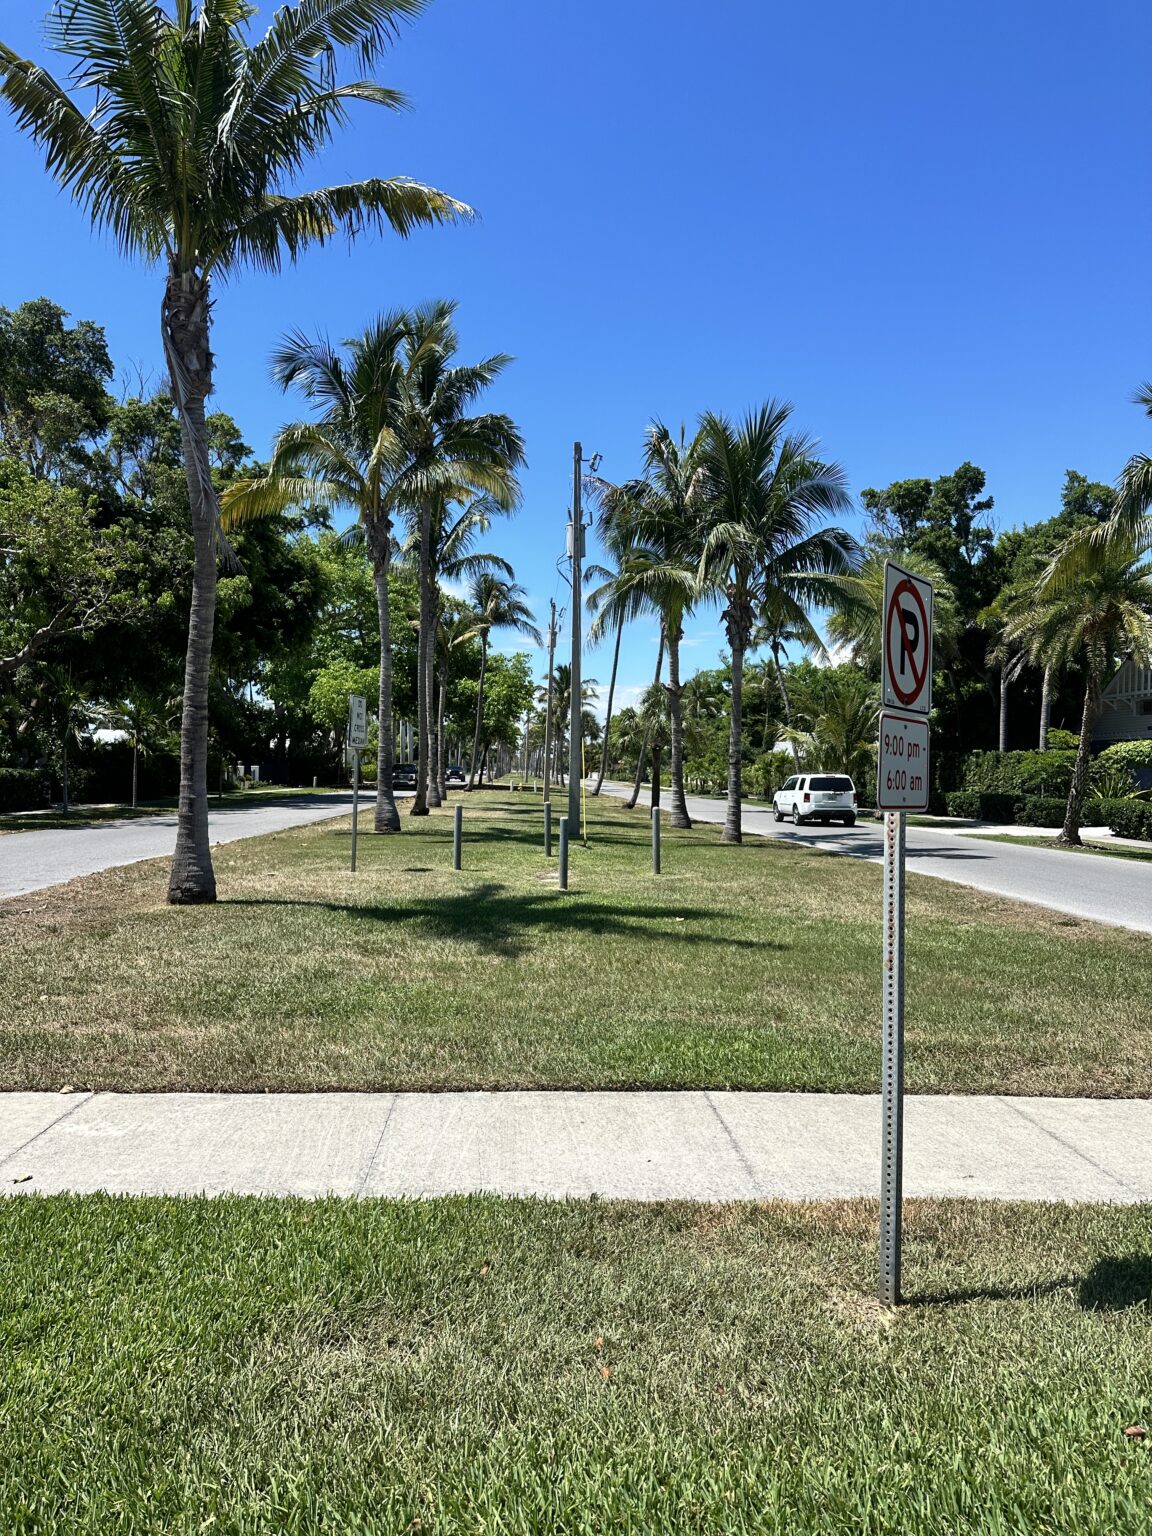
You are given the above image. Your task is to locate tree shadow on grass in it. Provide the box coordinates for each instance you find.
[224,882,782,959]
[1079,1254,1152,1311]
[904,1276,1077,1308]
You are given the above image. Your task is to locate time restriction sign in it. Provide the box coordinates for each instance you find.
[877,709,930,812]
[882,560,933,715]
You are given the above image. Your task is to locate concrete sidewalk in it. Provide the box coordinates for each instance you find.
[2,1091,1149,1202]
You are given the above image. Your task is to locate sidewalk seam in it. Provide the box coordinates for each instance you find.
[354,1093,398,1194]
[0,1092,96,1174]
[996,1097,1133,1194]
[703,1092,764,1197]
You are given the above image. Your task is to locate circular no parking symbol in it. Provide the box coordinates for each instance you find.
[885,579,930,710]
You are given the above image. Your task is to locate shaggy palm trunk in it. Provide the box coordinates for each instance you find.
[625,631,665,810]
[165,266,218,903]
[723,585,752,845]
[1039,664,1052,751]
[411,500,433,816]
[369,528,400,832]
[468,638,488,789]
[998,665,1009,753]
[666,621,691,829]
[650,740,662,810]
[131,740,138,811]
[593,617,623,795]
[1060,666,1101,847]
[61,736,69,815]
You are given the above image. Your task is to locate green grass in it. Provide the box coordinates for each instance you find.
[1,793,1148,1095]
[968,832,1152,865]
[0,1194,1149,1534]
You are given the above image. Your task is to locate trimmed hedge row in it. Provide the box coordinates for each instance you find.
[0,767,51,813]
[944,790,1151,838]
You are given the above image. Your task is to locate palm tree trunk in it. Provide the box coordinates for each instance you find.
[426,616,441,808]
[593,617,623,795]
[666,620,691,829]
[998,664,1009,753]
[411,498,433,816]
[61,734,69,816]
[1039,663,1052,751]
[436,664,448,800]
[468,638,488,789]
[775,642,799,765]
[1059,666,1101,847]
[625,630,666,810]
[164,266,218,904]
[370,537,401,832]
[132,739,138,811]
[723,585,751,845]
[651,740,662,810]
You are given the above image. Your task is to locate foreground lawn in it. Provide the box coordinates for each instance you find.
[0,1195,1149,1534]
[0,793,1148,1094]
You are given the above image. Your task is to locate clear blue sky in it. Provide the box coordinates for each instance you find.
[1,0,1149,714]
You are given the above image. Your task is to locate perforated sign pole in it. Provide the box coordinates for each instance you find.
[879,808,906,1307]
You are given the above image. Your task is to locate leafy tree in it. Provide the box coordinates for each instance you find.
[697,403,855,843]
[0,298,113,477]
[861,462,998,619]
[465,573,540,788]
[0,0,469,901]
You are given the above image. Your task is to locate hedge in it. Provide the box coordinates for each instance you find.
[1106,801,1152,841]
[944,790,1022,822]
[0,766,51,813]
[945,790,1151,838]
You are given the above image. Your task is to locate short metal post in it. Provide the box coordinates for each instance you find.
[544,800,553,857]
[453,804,462,870]
[879,809,906,1306]
[350,749,360,873]
[652,806,661,875]
[558,815,569,890]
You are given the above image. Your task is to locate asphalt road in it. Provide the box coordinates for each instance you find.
[0,792,358,900]
[601,782,1152,935]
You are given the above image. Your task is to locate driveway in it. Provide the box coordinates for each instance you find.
[0,792,360,900]
[600,783,1152,936]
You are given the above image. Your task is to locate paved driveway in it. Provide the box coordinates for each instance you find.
[0,793,359,900]
[601,783,1152,935]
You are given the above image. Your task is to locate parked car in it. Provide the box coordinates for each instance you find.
[446,763,467,785]
[773,773,857,826]
[392,763,418,790]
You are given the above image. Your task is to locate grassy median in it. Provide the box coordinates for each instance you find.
[0,793,1148,1094]
[0,1194,1149,1534]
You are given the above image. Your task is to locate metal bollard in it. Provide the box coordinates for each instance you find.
[652,806,661,875]
[558,815,569,890]
[544,800,553,858]
[453,804,462,870]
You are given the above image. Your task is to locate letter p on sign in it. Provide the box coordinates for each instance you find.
[882,561,933,716]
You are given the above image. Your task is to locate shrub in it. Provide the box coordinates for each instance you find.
[1020,797,1067,828]
[962,750,1076,798]
[0,766,51,813]
[1105,800,1152,841]
[1046,728,1079,750]
[945,790,1022,821]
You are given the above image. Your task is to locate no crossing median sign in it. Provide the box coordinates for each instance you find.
[882,561,933,715]
[877,709,930,812]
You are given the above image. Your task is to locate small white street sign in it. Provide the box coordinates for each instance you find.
[348,694,368,748]
[877,710,930,811]
[882,561,933,715]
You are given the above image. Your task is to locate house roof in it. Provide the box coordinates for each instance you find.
[1102,658,1152,701]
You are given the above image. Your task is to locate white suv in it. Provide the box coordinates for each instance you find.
[773,774,858,826]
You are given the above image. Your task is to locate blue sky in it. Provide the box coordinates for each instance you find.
[2,0,1150,715]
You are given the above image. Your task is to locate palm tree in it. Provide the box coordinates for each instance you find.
[433,601,481,798]
[826,549,958,670]
[697,404,856,843]
[752,593,828,761]
[387,301,525,816]
[592,425,705,829]
[783,671,878,786]
[1113,384,1152,538]
[0,1,469,901]
[1004,533,1152,844]
[223,311,418,834]
[584,503,642,797]
[466,574,541,788]
[544,663,600,789]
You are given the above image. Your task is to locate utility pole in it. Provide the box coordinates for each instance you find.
[568,441,584,829]
[542,598,558,803]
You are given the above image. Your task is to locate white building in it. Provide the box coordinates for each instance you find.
[1096,659,1152,745]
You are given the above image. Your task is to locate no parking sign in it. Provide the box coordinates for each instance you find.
[882,561,933,715]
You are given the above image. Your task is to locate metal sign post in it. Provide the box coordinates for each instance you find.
[347,694,369,875]
[876,564,933,1308]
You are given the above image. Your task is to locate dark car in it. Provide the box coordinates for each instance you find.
[446,763,467,785]
[392,763,418,790]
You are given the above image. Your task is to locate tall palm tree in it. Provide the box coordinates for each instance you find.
[752,593,828,760]
[585,502,642,797]
[593,425,705,828]
[1005,532,1152,844]
[1113,384,1152,539]
[466,574,541,788]
[543,663,600,789]
[388,302,525,816]
[0,1,468,901]
[223,311,418,833]
[697,404,856,843]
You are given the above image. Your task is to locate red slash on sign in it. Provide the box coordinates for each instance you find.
[882,562,933,715]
